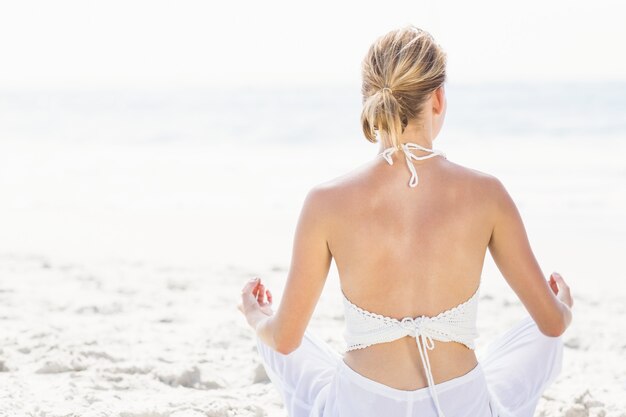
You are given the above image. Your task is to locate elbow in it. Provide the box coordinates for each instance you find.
[275,338,301,355]
[539,302,572,338]
[271,321,303,354]
[271,316,303,355]
[275,345,295,355]
[273,327,302,355]
[539,318,566,338]
[540,325,565,338]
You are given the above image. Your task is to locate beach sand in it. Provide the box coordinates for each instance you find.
[0,135,625,416]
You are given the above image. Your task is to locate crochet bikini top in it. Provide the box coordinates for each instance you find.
[340,143,479,417]
[341,285,480,417]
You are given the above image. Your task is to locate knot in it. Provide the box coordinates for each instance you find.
[401,142,447,161]
[399,317,435,349]
[399,316,417,331]
[377,142,447,189]
[381,86,393,94]
[399,143,447,188]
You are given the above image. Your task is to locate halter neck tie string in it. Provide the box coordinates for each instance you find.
[379,142,447,188]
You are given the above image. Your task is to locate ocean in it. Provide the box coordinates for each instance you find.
[2,81,626,146]
[0,81,624,291]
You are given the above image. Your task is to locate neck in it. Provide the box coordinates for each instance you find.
[376,120,435,154]
[377,138,434,154]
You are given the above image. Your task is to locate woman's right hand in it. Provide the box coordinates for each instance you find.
[549,272,573,309]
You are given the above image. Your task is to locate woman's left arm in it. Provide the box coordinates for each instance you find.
[239,185,333,354]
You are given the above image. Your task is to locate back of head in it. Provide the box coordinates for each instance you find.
[360,25,447,149]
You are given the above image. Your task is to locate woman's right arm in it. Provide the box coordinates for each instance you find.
[486,176,573,337]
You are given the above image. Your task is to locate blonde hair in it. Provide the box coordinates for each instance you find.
[360,25,447,148]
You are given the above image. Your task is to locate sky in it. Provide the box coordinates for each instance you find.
[0,0,624,90]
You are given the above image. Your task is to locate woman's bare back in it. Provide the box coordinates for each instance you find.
[241,24,572,410]
[324,153,497,390]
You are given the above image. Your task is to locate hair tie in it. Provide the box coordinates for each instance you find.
[382,87,393,94]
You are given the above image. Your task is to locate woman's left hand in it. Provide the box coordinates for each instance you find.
[238,277,274,328]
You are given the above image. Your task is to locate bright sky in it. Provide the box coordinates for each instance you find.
[0,0,624,90]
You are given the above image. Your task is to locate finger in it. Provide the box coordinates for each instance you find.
[548,276,559,294]
[242,277,261,293]
[257,284,266,303]
[252,282,261,297]
[251,279,263,297]
[552,272,567,287]
[260,289,272,307]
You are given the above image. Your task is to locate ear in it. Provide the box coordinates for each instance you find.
[432,85,445,116]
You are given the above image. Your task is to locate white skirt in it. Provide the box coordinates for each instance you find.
[255,314,564,417]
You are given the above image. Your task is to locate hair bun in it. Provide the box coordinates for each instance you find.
[360,25,447,148]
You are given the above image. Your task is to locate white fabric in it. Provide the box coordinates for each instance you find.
[379,142,447,187]
[341,285,481,417]
[255,314,564,417]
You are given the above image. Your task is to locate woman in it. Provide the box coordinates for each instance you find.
[238,25,573,417]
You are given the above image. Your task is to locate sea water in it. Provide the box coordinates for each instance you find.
[0,82,624,296]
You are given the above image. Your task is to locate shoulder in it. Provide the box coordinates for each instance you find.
[297,173,360,229]
[452,163,512,204]
[301,177,346,212]
[440,160,505,199]
[445,162,517,223]
[304,156,374,202]
[305,159,507,208]
[291,180,350,244]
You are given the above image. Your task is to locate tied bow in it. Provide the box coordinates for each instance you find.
[399,316,436,349]
[380,143,447,188]
[398,316,447,417]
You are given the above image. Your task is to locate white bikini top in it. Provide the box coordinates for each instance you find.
[378,141,447,187]
[341,141,477,417]
[341,285,481,417]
